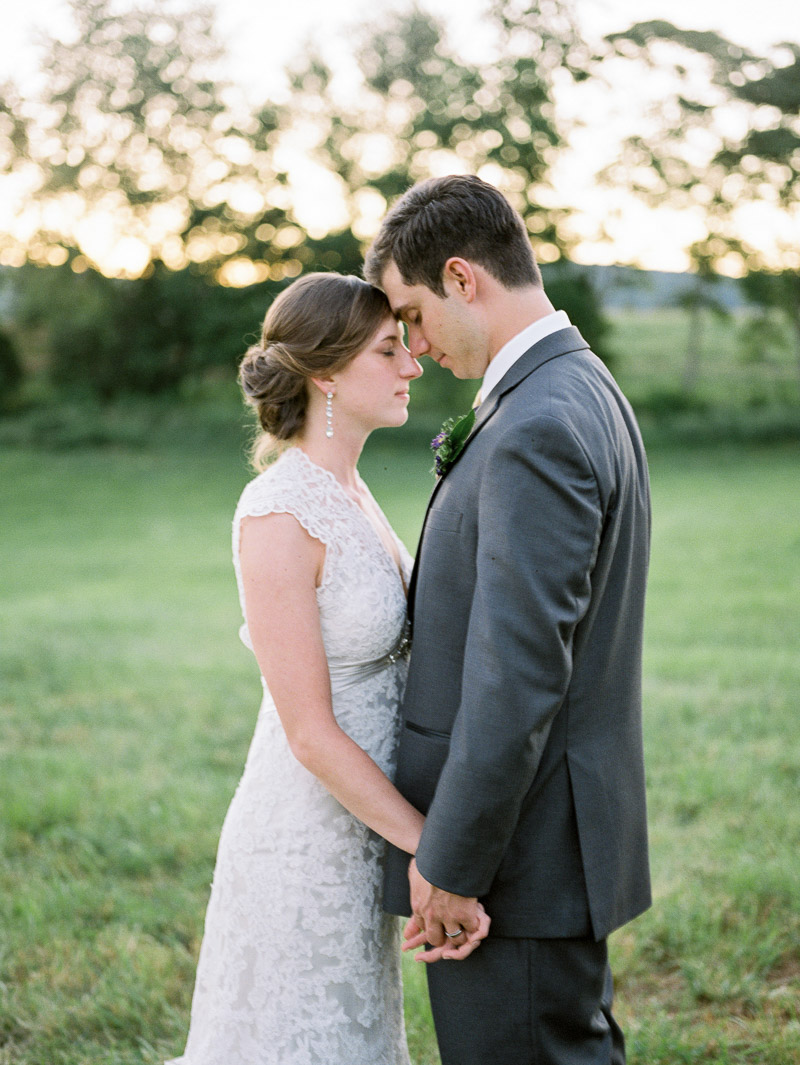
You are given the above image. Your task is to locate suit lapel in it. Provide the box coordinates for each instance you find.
[406,326,590,628]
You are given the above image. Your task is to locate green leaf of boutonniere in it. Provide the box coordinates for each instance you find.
[430,407,476,478]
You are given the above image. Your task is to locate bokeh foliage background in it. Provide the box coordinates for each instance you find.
[1,0,799,422]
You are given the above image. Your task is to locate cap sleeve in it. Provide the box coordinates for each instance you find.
[231,449,343,652]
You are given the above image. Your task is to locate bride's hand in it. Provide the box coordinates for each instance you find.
[401,903,490,963]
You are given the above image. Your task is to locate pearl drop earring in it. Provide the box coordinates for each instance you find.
[325,391,334,439]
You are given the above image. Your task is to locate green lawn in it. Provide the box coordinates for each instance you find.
[1,435,798,1064]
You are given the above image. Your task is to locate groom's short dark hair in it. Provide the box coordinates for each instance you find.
[364,174,542,297]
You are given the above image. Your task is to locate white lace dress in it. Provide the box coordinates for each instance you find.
[168,447,414,1065]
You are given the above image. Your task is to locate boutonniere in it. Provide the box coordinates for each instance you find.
[430,407,476,478]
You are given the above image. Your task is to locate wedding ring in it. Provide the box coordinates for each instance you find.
[444,927,463,938]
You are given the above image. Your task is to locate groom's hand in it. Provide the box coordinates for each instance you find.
[402,858,490,963]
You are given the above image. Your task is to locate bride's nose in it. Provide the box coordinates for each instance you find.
[400,352,423,378]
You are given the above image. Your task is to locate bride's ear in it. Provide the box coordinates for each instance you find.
[310,377,335,397]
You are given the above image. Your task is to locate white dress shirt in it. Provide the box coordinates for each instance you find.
[479,310,571,406]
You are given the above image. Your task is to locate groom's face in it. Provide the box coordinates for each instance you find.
[380,261,488,380]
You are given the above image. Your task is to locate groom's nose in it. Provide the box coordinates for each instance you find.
[408,326,430,358]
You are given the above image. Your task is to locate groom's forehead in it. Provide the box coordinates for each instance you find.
[381,262,432,316]
[381,261,406,294]
[381,262,415,313]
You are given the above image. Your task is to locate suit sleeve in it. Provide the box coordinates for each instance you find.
[414,414,603,897]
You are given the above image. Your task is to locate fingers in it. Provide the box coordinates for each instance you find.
[425,923,447,947]
[412,907,491,963]
[402,913,428,951]
[452,910,480,935]
[413,934,477,963]
[402,890,492,960]
[412,913,450,948]
[474,904,491,940]
[415,939,473,963]
[401,929,429,951]
[403,914,423,941]
[403,926,462,953]
[421,913,475,947]
[414,944,450,963]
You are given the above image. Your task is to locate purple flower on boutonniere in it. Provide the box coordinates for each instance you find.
[430,407,476,478]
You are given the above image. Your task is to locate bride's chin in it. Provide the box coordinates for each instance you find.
[375,410,410,430]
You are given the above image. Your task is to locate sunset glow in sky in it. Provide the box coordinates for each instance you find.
[1,0,798,276]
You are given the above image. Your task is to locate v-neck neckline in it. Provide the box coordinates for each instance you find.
[289,448,408,597]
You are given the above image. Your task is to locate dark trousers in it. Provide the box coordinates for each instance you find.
[425,936,625,1065]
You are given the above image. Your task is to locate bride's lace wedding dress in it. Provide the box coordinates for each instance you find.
[168,447,414,1065]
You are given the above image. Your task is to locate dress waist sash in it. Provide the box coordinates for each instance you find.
[259,628,411,699]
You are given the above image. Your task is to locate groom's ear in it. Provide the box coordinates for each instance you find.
[442,258,477,302]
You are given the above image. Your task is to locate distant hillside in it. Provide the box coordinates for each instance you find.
[0,262,746,314]
[553,264,746,312]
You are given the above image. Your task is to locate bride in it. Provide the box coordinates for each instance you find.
[168,272,486,1065]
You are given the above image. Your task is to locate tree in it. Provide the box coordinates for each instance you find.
[600,22,800,378]
[0,326,23,410]
[0,1,616,403]
[285,2,613,363]
[0,0,312,397]
[0,0,292,281]
[673,279,730,393]
[294,2,589,250]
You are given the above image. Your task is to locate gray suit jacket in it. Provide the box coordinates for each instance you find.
[384,326,651,941]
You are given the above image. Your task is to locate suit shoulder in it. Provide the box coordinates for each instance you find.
[507,350,634,442]
[493,385,592,458]
[485,412,598,499]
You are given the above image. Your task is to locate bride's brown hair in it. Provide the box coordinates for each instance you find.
[239,272,393,470]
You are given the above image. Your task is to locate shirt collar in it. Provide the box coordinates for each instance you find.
[479,310,571,405]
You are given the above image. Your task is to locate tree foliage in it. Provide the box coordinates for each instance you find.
[0,0,618,398]
[603,22,799,227]
[0,0,294,281]
[11,261,286,399]
[285,2,612,360]
[291,2,592,258]
[600,22,800,371]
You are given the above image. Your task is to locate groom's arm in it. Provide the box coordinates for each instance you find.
[413,414,603,900]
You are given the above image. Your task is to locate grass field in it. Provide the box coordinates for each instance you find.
[607,307,799,404]
[1,432,799,1064]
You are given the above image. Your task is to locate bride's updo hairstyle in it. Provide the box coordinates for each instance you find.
[239,272,393,470]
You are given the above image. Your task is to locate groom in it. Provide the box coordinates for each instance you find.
[365,175,651,1064]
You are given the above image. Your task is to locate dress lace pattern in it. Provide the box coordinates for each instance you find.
[168,448,414,1065]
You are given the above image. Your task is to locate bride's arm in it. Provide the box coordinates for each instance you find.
[239,511,425,856]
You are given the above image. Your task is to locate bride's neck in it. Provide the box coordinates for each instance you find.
[296,417,366,491]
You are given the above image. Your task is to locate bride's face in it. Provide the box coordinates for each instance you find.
[330,317,423,432]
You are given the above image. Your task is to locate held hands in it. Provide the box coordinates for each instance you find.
[402,858,490,963]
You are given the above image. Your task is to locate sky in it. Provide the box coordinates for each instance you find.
[4,0,793,96]
[1,0,798,272]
